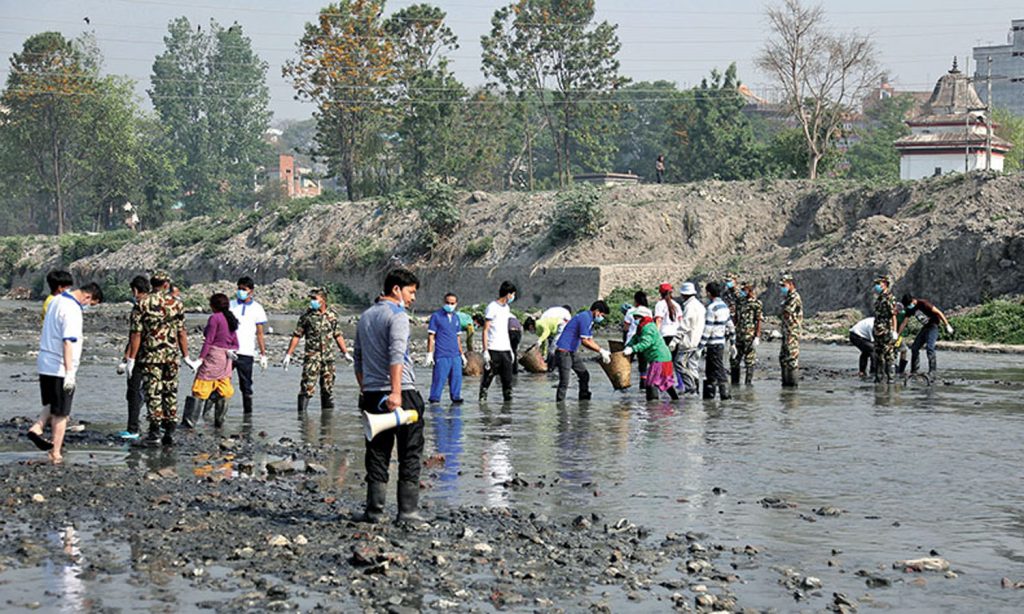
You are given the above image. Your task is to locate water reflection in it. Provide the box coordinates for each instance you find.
[430,404,463,492]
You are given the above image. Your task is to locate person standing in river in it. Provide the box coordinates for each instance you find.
[229,276,269,417]
[699,282,736,400]
[733,281,763,386]
[623,306,678,401]
[479,281,517,402]
[721,272,741,384]
[283,288,353,413]
[674,282,705,394]
[425,293,467,404]
[129,272,196,446]
[181,293,239,429]
[779,274,803,388]
[899,293,955,381]
[872,275,899,384]
[27,283,103,463]
[116,275,150,439]
[554,301,612,402]
[353,269,427,524]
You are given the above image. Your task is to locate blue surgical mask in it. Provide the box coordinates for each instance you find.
[237,289,249,301]
[130,296,138,305]
[738,290,748,298]
[780,286,789,297]
[906,303,915,312]
[873,284,883,294]
[726,281,734,289]
[595,315,605,323]
[507,294,516,304]
[443,304,456,313]
[310,300,321,310]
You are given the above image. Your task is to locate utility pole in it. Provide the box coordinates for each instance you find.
[986,56,993,171]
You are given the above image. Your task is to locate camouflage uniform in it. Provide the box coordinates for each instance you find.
[132,287,185,428]
[293,308,342,400]
[734,292,763,384]
[722,274,741,382]
[872,279,899,383]
[779,279,802,386]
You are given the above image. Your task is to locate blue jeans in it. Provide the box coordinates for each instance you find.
[429,356,463,402]
[911,323,939,373]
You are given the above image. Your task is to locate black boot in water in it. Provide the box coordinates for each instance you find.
[702,380,716,399]
[181,397,199,429]
[718,383,732,400]
[242,394,253,415]
[297,394,310,414]
[745,368,754,386]
[359,482,387,523]
[161,422,175,446]
[213,398,228,428]
[396,481,430,524]
[730,365,741,385]
[645,386,660,401]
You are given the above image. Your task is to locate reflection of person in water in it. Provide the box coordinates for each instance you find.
[430,405,463,490]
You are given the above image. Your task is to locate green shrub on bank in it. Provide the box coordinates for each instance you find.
[602,285,656,327]
[948,300,1024,345]
[58,229,137,262]
[549,184,605,245]
[464,236,493,259]
[0,236,25,287]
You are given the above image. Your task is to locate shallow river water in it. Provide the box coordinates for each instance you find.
[1,310,1023,611]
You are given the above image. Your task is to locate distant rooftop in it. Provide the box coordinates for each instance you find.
[922,58,984,116]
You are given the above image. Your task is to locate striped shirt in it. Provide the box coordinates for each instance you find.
[699,298,735,348]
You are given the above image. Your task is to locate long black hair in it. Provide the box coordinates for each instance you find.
[210,293,239,331]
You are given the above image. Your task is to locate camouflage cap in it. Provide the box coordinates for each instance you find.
[725,271,739,280]
[874,274,893,285]
[740,280,755,289]
[308,287,326,297]
[779,273,794,284]
[151,270,171,283]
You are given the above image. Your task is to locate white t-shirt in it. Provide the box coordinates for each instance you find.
[624,308,640,345]
[484,300,512,351]
[850,317,875,341]
[540,306,571,323]
[38,293,84,377]
[230,298,268,357]
[655,298,681,338]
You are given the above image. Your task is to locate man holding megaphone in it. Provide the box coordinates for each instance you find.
[353,269,428,524]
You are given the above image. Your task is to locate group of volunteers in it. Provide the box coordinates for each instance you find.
[847,275,955,383]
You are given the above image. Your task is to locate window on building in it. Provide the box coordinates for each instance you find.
[933,167,942,177]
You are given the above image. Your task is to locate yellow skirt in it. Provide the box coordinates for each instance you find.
[191,377,234,400]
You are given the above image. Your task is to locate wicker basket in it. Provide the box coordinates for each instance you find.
[518,344,548,374]
[600,340,631,390]
[463,351,485,376]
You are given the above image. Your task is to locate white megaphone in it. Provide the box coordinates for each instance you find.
[363,407,419,441]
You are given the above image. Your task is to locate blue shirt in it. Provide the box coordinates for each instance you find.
[428,309,463,359]
[556,311,594,353]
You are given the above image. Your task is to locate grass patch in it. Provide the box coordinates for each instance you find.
[948,300,1024,345]
[548,184,605,245]
[58,229,137,262]
[352,238,388,268]
[464,236,493,259]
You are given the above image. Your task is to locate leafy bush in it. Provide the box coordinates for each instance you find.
[464,236,493,259]
[602,285,656,327]
[413,182,460,236]
[0,236,26,288]
[167,218,238,249]
[58,229,137,262]
[353,237,388,268]
[948,300,1024,345]
[549,184,605,245]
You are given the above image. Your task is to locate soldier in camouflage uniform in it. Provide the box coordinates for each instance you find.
[871,275,899,384]
[721,272,741,384]
[733,281,764,386]
[127,272,195,445]
[778,274,803,388]
[283,288,353,412]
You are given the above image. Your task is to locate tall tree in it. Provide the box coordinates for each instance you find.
[150,18,270,215]
[384,3,464,186]
[482,0,627,187]
[756,0,880,179]
[844,93,915,181]
[613,81,682,180]
[285,1,394,202]
[993,107,1024,173]
[0,32,98,234]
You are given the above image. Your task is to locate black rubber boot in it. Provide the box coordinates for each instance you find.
[201,399,213,422]
[782,367,798,388]
[143,423,161,447]
[645,385,659,401]
[745,368,754,386]
[789,367,799,388]
[360,482,387,523]
[897,358,908,375]
[180,397,199,429]
[730,365,741,385]
[702,380,715,399]
[718,383,732,400]
[667,387,679,400]
[297,394,310,414]
[213,398,228,428]
[320,390,334,411]
[161,422,175,446]
[396,481,430,524]
[242,394,253,415]
[928,355,937,378]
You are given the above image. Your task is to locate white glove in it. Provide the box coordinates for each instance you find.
[63,371,76,393]
[622,346,634,357]
[945,324,954,335]
[344,351,354,364]
[891,330,898,341]
[729,345,738,360]
[425,351,435,367]
[125,358,135,378]
[461,354,467,367]
[753,337,760,348]
[226,349,239,362]
[599,349,612,364]
[116,360,127,375]
[483,352,491,368]
[184,356,202,372]
[259,354,268,371]
[668,339,679,352]
[282,354,292,371]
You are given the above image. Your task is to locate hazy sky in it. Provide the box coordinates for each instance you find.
[1,0,1020,121]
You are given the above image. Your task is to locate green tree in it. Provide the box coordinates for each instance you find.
[482,0,628,187]
[285,0,394,202]
[151,18,271,215]
[613,81,683,180]
[993,107,1024,173]
[844,94,915,181]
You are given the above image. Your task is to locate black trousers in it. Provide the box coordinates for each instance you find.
[849,332,875,374]
[556,350,590,401]
[125,363,145,433]
[361,390,425,485]
[480,350,514,398]
[509,330,522,373]
[704,345,727,384]
[234,354,254,397]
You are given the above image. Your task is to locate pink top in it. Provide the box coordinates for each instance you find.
[199,312,239,360]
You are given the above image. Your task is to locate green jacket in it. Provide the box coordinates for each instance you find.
[627,321,672,363]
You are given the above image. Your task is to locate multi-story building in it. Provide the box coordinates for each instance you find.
[973,18,1024,116]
